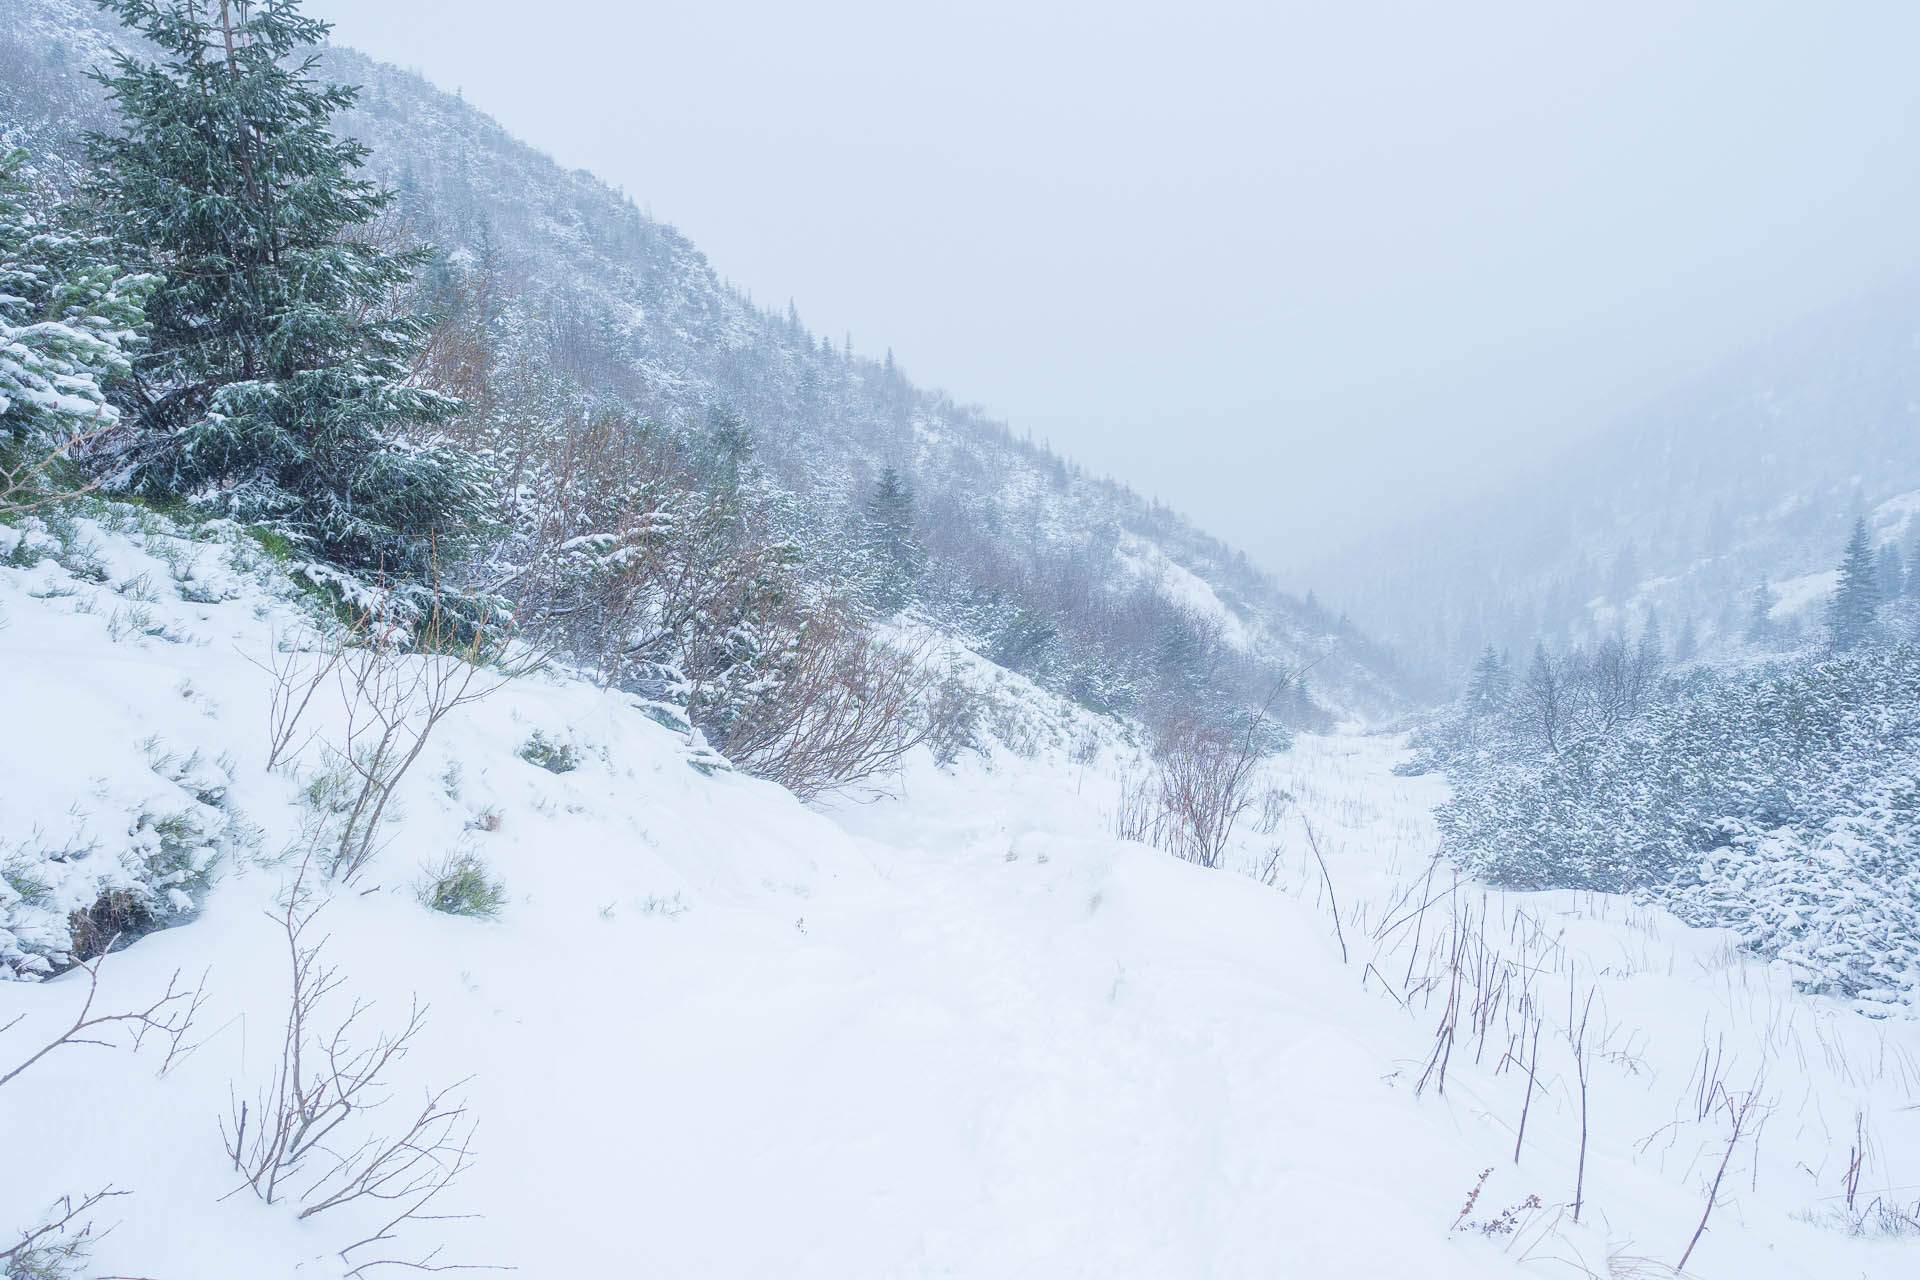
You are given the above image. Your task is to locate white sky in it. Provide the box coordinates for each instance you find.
[309,0,1920,582]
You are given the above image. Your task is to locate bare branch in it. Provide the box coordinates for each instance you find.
[0,1185,129,1273]
[0,945,205,1091]
[222,859,491,1272]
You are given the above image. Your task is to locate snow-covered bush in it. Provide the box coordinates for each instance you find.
[0,145,151,514]
[1674,785,1920,1009]
[417,851,506,919]
[439,385,965,799]
[0,741,236,981]
[1425,648,1920,1011]
[515,730,577,774]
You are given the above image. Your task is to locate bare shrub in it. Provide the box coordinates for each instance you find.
[922,671,978,768]
[1521,644,1566,754]
[1457,1191,1543,1238]
[1512,1000,1545,1165]
[711,604,951,801]
[1844,1108,1867,1216]
[0,947,203,1278]
[1113,770,1159,846]
[222,867,482,1275]
[446,391,970,805]
[1677,1077,1769,1270]
[1414,905,1468,1098]
[1111,671,1298,869]
[310,605,518,883]
[479,408,787,695]
[248,622,355,772]
[1149,717,1265,868]
[0,946,204,1090]
[1451,1167,1492,1232]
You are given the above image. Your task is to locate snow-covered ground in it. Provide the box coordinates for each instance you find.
[1767,568,1844,626]
[3,505,1918,1277]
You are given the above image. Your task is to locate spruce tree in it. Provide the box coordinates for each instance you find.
[1673,615,1698,663]
[1635,612,1664,672]
[0,147,152,501]
[1465,644,1508,713]
[85,0,477,576]
[1744,577,1774,644]
[1827,518,1881,650]
[699,405,756,491]
[861,466,925,612]
[1877,542,1905,604]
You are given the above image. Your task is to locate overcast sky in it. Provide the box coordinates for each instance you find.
[310,0,1920,584]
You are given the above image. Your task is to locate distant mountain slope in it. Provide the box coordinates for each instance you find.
[0,0,1408,720]
[1314,280,1920,684]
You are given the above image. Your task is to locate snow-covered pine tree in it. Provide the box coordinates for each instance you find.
[861,466,925,613]
[83,0,479,577]
[1673,615,1698,663]
[1745,576,1775,643]
[0,147,153,508]
[1465,643,1509,713]
[1826,517,1881,651]
[1878,541,1905,605]
[1635,611,1664,675]
[698,405,757,492]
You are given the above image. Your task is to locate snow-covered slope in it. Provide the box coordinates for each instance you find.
[4,503,1916,1277]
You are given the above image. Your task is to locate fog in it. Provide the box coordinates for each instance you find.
[311,0,1920,581]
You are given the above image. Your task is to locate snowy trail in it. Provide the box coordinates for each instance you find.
[12,777,1510,1276]
[348,757,1512,1279]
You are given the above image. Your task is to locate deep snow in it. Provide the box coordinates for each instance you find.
[2,505,1917,1278]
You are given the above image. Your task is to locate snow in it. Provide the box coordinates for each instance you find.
[1767,567,1841,620]
[3,503,1918,1277]
[1872,487,1920,543]
[1115,533,1256,650]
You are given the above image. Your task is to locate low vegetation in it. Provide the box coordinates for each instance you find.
[1417,629,1920,1012]
[418,852,507,919]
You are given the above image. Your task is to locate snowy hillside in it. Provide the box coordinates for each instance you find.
[0,0,1407,723]
[1314,280,1920,682]
[5,502,1917,1276]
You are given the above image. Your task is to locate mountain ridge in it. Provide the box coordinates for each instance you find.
[1312,275,1920,683]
